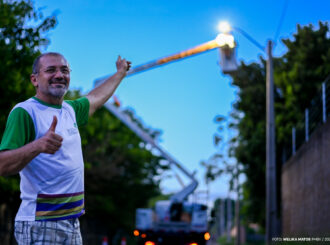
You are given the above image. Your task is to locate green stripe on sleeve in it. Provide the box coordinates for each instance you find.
[0,107,35,151]
[65,97,89,127]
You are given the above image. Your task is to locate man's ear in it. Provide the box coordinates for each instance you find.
[30,74,38,88]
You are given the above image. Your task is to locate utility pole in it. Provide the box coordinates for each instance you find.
[235,170,241,245]
[266,40,278,244]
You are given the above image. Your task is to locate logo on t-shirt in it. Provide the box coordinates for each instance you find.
[67,127,78,136]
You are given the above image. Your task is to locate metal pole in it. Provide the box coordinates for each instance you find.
[227,197,232,242]
[216,201,221,237]
[266,40,278,244]
[305,109,309,142]
[235,199,240,245]
[292,127,296,155]
[220,199,225,236]
[322,82,326,123]
[235,169,241,245]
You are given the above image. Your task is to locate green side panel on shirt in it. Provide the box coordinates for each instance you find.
[0,107,35,151]
[65,97,89,127]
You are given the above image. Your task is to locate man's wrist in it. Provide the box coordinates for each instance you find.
[30,138,43,155]
[115,70,127,79]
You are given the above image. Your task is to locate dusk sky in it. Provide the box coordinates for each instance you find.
[36,0,330,203]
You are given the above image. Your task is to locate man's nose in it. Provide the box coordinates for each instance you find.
[54,70,65,79]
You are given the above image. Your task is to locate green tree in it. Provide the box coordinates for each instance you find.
[0,0,56,129]
[276,22,330,149]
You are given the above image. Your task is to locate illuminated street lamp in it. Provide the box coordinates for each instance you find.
[218,21,279,244]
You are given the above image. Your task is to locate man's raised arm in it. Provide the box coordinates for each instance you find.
[86,56,131,116]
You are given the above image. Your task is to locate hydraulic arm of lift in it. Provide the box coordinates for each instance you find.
[95,33,237,85]
[102,102,197,202]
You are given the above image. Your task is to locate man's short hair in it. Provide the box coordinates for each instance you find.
[32,52,65,74]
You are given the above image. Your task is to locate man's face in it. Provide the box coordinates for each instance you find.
[31,55,70,100]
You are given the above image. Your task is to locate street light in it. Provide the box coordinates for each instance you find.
[218,21,232,34]
[218,22,279,244]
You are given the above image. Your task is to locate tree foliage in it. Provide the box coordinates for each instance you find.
[203,22,330,228]
[276,22,330,147]
[0,0,56,126]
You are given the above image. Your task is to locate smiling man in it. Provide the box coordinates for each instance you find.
[0,52,131,244]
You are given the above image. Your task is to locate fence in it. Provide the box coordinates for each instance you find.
[287,76,330,160]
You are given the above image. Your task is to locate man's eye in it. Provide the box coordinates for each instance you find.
[61,68,70,74]
[45,68,56,73]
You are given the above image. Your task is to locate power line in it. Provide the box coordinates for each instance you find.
[233,26,265,52]
[273,0,289,46]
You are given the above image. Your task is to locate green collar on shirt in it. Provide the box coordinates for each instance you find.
[32,96,62,109]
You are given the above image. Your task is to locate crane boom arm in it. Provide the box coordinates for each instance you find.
[126,39,220,77]
[103,102,197,185]
[94,39,221,86]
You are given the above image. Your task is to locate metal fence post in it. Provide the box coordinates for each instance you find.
[292,127,296,155]
[305,109,309,142]
[227,198,232,242]
[322,82,326,123]
[220,200,225,236]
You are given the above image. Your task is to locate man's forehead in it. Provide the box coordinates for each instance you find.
[40,55,69,67]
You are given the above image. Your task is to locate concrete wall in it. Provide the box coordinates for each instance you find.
[282,120,330,236]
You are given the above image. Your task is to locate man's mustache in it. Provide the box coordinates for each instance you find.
[49,78,68,85]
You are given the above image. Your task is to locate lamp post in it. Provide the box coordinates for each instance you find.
[218,22,279,244]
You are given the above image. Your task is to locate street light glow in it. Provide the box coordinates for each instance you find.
[215,33,235,48]
[218,21,231,33]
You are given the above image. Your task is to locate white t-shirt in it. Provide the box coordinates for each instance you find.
[0,97,89,221]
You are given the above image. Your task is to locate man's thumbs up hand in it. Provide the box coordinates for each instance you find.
[38,116,63,154]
